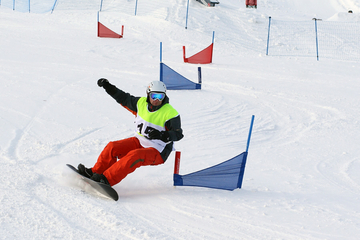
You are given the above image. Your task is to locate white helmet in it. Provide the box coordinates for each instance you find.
[146,81,167,94]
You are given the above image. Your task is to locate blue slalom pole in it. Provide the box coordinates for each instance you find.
[159,42,163,82]
[160,63,164,82]
[212,31,215,43]
[198,67,202,84]
[135,0,138,16]
[314,18,319,61]
[160,42,163,63]
[185,0,190,29]
[266,16,271,55]
[100,0,103,11]
[51,0,58,13]
[246,115,255,152]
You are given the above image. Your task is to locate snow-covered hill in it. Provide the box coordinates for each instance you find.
[1,0,360,239]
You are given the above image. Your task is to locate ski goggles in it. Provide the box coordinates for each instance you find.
[150,92,165,101]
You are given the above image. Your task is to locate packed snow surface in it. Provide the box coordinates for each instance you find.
[1,0,360,239]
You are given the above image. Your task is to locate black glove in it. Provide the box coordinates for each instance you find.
[97,78,117,96]
[97,78,109,87]
[148,129,170,142]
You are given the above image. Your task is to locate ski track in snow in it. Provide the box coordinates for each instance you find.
[1,0,360,239]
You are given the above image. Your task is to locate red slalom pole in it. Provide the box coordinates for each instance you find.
[174,151,181,175]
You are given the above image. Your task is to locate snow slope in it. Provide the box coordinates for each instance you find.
[1,0,360,239]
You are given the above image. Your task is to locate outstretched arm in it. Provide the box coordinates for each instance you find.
[97,78,140,115]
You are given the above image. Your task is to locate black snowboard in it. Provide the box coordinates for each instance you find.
[66,164,119,201]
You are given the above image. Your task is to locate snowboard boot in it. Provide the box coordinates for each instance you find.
[77,164,93,178]
[91,173,110,186]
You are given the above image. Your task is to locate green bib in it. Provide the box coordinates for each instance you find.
[134,97,179,152]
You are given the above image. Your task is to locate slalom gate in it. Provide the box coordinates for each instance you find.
[183,31,215,64]
[266,17,360,61]
[159,42,201,90]
[173,115,255,191]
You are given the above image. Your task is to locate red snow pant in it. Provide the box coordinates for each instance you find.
[92,137,164,186]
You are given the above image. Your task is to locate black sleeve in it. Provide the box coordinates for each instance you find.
[165,115,184,142]
[160,115,184,162]
[107,86,140,114]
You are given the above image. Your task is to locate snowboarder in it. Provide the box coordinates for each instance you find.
[77,79,184,187]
